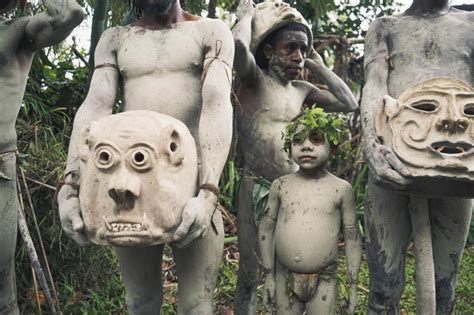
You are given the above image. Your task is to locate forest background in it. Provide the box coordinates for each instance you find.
[8,0,473,313]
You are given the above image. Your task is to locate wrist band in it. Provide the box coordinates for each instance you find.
[199,183,220,197]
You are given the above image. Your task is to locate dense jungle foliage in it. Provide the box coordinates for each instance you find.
[9,0,473,313]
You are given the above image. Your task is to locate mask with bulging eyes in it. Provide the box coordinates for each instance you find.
[376,77,474,197]
[78,110,198,246]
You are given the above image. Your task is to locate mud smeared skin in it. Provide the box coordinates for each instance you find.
[361,0,473,313]
[232,2,358,312]
[258,129,362,314]
[0,1,83,313]
[57,1,233,313]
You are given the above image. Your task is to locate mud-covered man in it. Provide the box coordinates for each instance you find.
[0,0,83,313]
[361,0,473,313]
[232,1,358,313]
[57,0,234,313]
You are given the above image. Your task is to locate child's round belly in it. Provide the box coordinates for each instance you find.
[274,217,339,273]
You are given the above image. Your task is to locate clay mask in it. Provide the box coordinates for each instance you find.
[79,110,198,246]
[376,77,474,180]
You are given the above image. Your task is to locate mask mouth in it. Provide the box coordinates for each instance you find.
[103,213,150,233]
[430,141,473,156]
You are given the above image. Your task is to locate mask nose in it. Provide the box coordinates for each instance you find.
[108,169,140,210]
[436,110,469,134]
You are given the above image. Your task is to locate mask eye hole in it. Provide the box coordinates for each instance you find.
[170,142,177,152]
[410,100,438,112]
[130,149,153,171]
[464,103,474,117]
[94,148,115,169]
[133,151,145,165]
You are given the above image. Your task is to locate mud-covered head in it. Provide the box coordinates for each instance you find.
[125,0,182,18]
[377,77,474,175]
[283,107,348,153]
[251,1,312,79]
[0,0,26,14]
[78,110,198,246]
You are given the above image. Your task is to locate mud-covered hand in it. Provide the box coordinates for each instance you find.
[347,285,358,314]
[263,273,276,306]
[173,190,217,248]
[363,136,411,189]
[306,47,325,68]
[58,184,90,246]
[236,0,254,20]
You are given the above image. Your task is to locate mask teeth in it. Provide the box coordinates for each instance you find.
[142,213,149,231]
[103,216,112,230]
[436,146,445,153]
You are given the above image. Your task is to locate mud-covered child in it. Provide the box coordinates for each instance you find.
[258,108,362,315]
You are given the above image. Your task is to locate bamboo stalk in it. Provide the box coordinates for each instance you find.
[17,180,57,315]
[31,267,42,315]
[20,169,60,312]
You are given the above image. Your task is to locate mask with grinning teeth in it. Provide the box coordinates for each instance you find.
[78,110,198,246]
[376,77,474,195]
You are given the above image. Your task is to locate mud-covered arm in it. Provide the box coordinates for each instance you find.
[340,183,361,314]
[58,28,119,245]
[173,20,234,247]
[24,0,84,50]
[64,28,120,180]
[232,0,257,85]
[361,18,411,188]
[304,48,358,112]
[258,180,281,305]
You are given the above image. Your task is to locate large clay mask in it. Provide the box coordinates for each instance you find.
[376,77,474,181]
[79,111,198,246]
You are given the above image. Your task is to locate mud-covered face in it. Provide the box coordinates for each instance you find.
[291,128,330,171]
[79,111,198,246]
[378,79,474,174]
[134,0,176,15]
[264,30,308,81]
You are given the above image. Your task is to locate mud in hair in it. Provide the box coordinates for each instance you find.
[255,23,308,69]
[125,0,185,18]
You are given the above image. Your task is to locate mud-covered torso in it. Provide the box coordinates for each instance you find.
[273,172,345,273]
[384,11,474,98]
[113,19,216,142]
[0,17,34,152]
[237,70,312,180]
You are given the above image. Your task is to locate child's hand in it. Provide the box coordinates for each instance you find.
[347,285,358,314]
[263,273,276,306]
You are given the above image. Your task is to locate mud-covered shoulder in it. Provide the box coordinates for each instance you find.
[365,15,397,38]
[326,172,354,194]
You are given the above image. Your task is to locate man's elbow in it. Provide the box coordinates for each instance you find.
[66,4,85,27]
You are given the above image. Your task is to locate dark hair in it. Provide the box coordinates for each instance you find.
[255,23,308,69]
[125,0,185,18]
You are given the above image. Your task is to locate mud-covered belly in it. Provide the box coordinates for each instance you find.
[275,212,339,273]
[239,121,297,180]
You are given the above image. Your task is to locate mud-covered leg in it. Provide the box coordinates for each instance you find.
[305,273,337,315]
[365,177,411,314]
[173,210,224,314]
[274,263,305,315]
[234,177,261,315]
[429,198,472,315]
[0,158,19,315]
[115,245,164,315]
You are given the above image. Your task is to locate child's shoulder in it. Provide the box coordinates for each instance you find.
[324,172,354,192]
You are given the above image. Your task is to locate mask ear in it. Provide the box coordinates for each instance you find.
[383,95,401,118]
[78,126,92,163]
[375,95,400,141]
[162,126,184,167]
